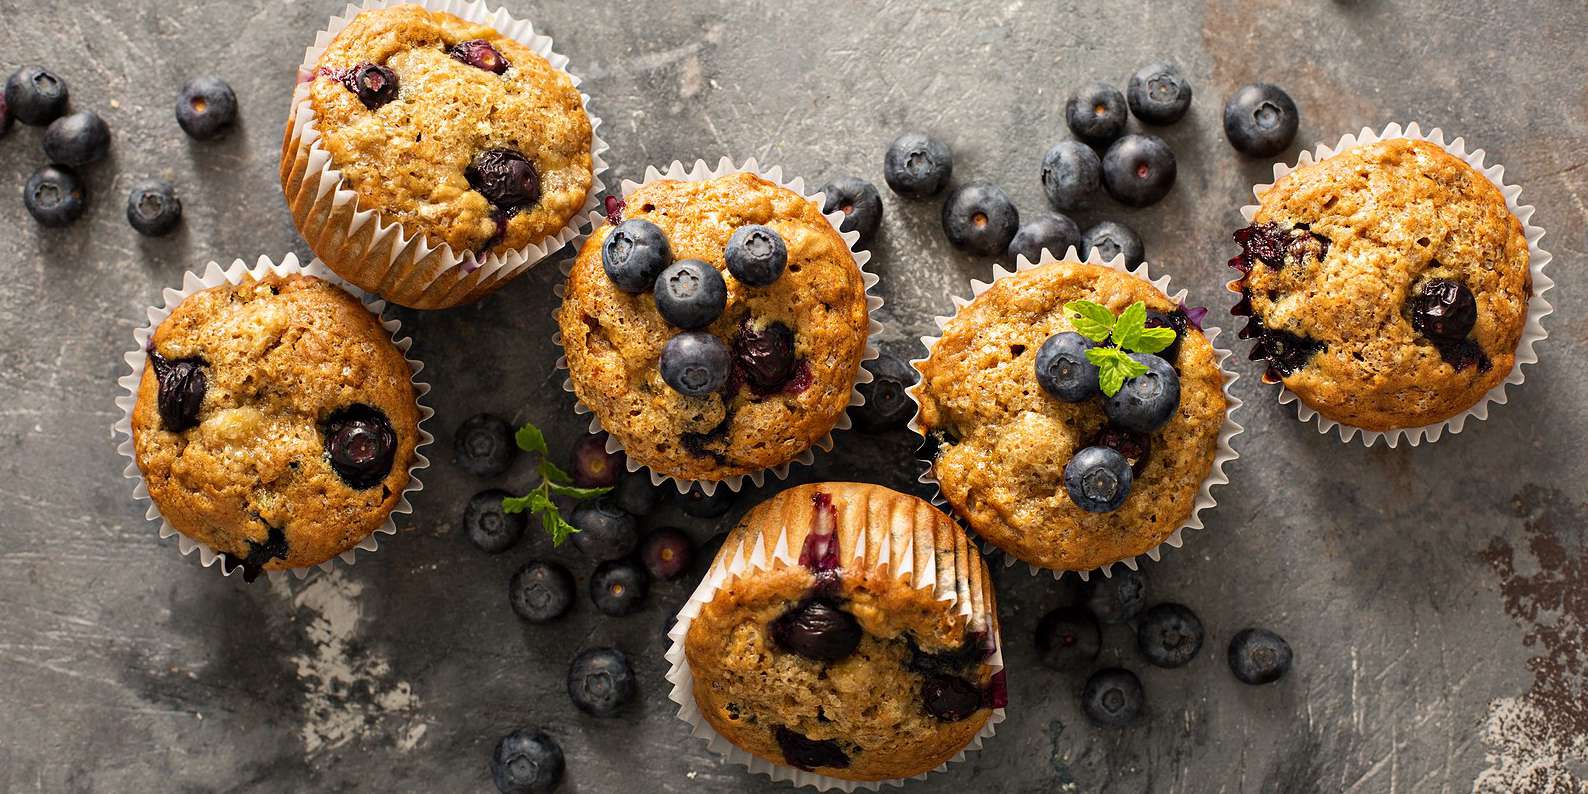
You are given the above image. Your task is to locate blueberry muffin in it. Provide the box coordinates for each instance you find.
[682,482,1002,782]
[912,261,1230,573]
[1230,138,1530,430]
[557,172,870,483]
[130,275,421,580]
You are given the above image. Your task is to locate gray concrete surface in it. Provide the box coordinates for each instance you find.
[2,0,1586,791]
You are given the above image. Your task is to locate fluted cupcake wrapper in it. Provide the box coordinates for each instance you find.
[552,156,885,496]
[1234,121,1554,447]
[905,248,1244,582]
[112,254,435,581]
[282,0,610,310]
[663,484,1005,791]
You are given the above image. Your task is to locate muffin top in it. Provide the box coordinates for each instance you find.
[1232,138,1530,430]
[131,275,420,580]
[684,482,1000,782]
[557,172,870,482]
[307,4,592,257]
[914,261,1229,573]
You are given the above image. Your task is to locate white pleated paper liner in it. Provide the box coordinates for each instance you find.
[552,157,885,496]
[905,248,1244,582]
[282,0,610,310]
[1235,122,1554,447]
[112,254,435,582]
[663,493,1005,791]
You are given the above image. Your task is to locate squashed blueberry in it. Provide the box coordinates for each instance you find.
[771,598,862,663]
[322,404,397,489]
[449,39,509,73]
[467,149,541,215]
[150,352,207,432]
[342,62,399,109]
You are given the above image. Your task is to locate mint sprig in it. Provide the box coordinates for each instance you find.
[501,421,612,546]
[1063,299,1178,397]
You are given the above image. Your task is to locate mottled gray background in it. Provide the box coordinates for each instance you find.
[1,0,1585,791]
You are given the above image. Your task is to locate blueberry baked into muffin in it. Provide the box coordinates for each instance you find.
[130,275,421,580]
[557,172,870,483]
[681,482,1003,782]
[912,261,1230,573]
[1229,138,1531,431]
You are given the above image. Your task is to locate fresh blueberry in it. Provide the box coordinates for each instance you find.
[921,674,982,722]
[675,483,734,518]
[1034,606,1102,672]
[449,39,510,73]
[655,259,727,329]
[852,354,916,432]
[640,527,694,580]
[1064,446,1133,513]
[1008,213,1081,264]
[1081,668,1144,727]
[22,165,86,227]
[661,331,731,397]
[819,177,883,246]
[1144,308,1188,364]
[1223,83,1299,157]
[1229,628,1293,685]
[731,320,797,394]
[1090,425,1151,478]
[1102,134,1177,208]
[775,726,850,771]
[341,62,399,110]
[569,498,639,561]
[323,404,397,489]
[566,647,636,716]
[490,729,564,794]
[175,76,237,140]
[5,66,68,126]
[725,225,788,286]
[125,179,183,237]
[149,352,207,432]
[1035,332,1100,402]
[941,183,1019,256]
[570,434,624,488]
[1103,353,1180,433]
[1040,140,1102,212]
[771,598,862,663]
[452,413,517,477]
[1127,62,1193,125]
[1410,279,1477,341]
[1084,567,1147,624]
[467,149,541,215]
[1080,220,1144,268]
[602,219,672,293]
[1065,81,1127,145]
[614,472,661,516]
[589,560,649,617]
[1136,603,1204,668]
[883,132,953,198]
[42,111,110,167]
[509,561,575,623]
[465,489,525,554]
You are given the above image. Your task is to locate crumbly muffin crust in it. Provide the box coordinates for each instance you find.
[131,275,420,575]
[557,172,870,482]
[308,4,592,255]
[1237,138,1530,430]
[685,483,999,782]
[915,261,1228,572]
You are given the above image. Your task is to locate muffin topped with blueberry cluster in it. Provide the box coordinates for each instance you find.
[1230,138,1531,431]
[557,171,870,483]
[131,275,421,580]
[912,261,1230,573]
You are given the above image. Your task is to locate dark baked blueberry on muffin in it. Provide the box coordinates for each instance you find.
[557,171,870,483]
[1229,138,1531,431]
[131,275,420,580]
[682,483,1002,782]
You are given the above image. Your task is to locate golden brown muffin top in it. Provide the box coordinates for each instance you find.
[308,4,592,256]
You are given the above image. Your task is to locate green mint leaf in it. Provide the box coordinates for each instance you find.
[540,508,580,547]
[1064,300,1116,343]
[1131,326,1178,354]
[1086,347,1149,397]
[501,493,537,514]
[514,421,549,455]
[1112,301,1149,351]
[539,459,573,485]
[546,481,613,500]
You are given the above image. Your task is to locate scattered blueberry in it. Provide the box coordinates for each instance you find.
[613,472,661,516]
[1064,446,1133,513]
[1040,140,1102,212]
[852,354,916,432]
[570,434,624,488]
[883,132,953,198]
[590,560,649,617]
[1035,606,1102,672]
[731,320,797,394]
[1410,279,1477,341]
[1104,354,1180,433]
[1035,332,1100,402]
[467,149,541,215]
[1127,62,1193,125]
[1229,628,1293,685]
[125,179,182,237]
[491,729,564,794]
[941,183,1019,256]
[1223,83,1299,157]
[660,331,731,397]
[175,76,237,140]
[675,483,734,518]
[323,404,397,489]
[724,225,788,287]
[1065,81,1127,145]
[22,165,85,227]
[42,111,110,167]
[453,413,517,477]
[819,177,883,246]
[655,259,727,329]
[1080,220,1144,267]
[1102,134,1177,208]
[1081,668,1144,727]
[771,599,862,663]
[1136,603,1204,668]
[149,352,206,432]
[602,219,673,293]
[640,527,694,580]
[342,62,399,110]
[569,498,639,560]
[5,66,68,126]
[921,674,982,722]
[1085,568,1147,624]
[509,561,575,623]
[566,647,636,716]
[449,39,510,73]
[775,726,851,771]
[1009,213,1081,264]
[465,489,526,554]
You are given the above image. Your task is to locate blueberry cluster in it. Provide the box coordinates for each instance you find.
[1228,222,1332,381]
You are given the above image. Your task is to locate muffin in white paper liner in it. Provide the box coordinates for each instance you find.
[1234,121,1554,447]
[112,254,434,581]
[282,0,610,310]
[906,247,1244,582]
[663,483,1005,791]
[552,157,885,496]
